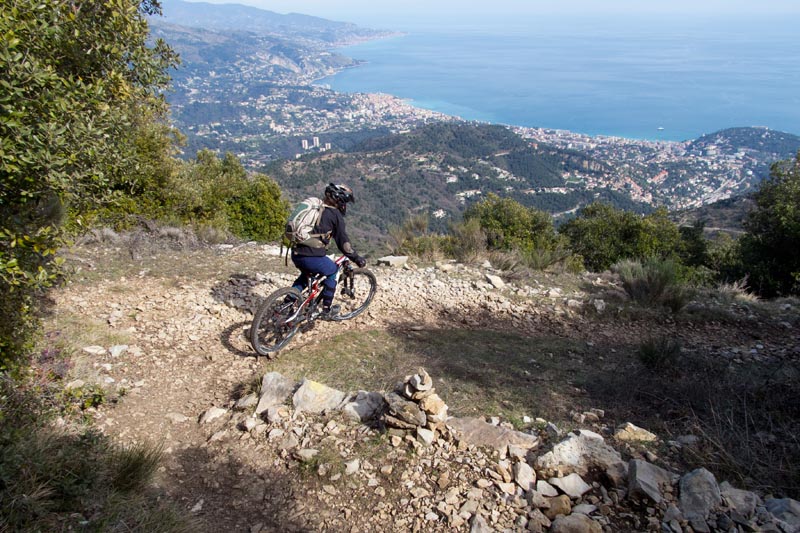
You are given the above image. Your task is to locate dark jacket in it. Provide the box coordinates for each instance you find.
[292,206,355,258]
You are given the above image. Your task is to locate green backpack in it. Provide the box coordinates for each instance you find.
[284,197,330,248]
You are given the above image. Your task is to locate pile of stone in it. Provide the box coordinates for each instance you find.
[384,368,449,440]
[199,369,800,533]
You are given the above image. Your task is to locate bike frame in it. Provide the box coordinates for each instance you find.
[283,256,350,323]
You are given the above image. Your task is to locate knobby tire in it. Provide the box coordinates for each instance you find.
[334,268,377,321]
[250,287,302,356]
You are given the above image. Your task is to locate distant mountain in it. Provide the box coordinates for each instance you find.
[264,123,650,246]
[155,0,394,46]
[673,195,754,237]
[149,20,360,87]
[687,127,800,176]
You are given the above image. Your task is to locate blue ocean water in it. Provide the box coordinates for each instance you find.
[317,15,800,141]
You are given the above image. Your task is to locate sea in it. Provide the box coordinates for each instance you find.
[316,14,800,142]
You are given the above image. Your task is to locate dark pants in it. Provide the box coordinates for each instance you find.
[291,254,338,307]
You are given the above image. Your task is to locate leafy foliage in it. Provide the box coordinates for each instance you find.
[464,194,564,253]
[613,258,694,312]
[559,202,683,272]
[737,152,800,296]
[0,0,178,366]
[166,150,289,240]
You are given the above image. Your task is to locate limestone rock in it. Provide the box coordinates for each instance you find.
[628,459,678,504]
[536,432,626,483]
[199,407,227,424]
[550,513,602,533]
[377,255,408,267]
[255,372,295,415]
[545,494,572,520]
[513,461,536,492]
[720,481,761,518]
[385,392,426,427]
[486,274,505,289]
[341,391,386,423]
[447,416,539,454]
[549,473,592,499]
[292,378,346,414]
[614,422,658,443]
[764,498,800,528]
[679,468,721,528]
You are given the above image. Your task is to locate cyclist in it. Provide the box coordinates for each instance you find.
[290,183,367,319]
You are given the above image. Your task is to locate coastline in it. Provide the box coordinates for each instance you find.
[310,24,800,143]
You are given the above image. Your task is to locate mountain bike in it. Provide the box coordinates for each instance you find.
[249,256,377,356]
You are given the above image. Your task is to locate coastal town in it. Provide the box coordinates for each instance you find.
[160,19,797,212]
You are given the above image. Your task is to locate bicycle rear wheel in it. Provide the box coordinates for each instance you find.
[250,287,302,355]
[334,268,377,321]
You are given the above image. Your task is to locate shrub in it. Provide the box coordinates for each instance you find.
[638,335,682,371]
[614,257,693,312]
[560,203,683,272]
[737,152,800,297]
[448,218,486,264]
[0,376,191,531]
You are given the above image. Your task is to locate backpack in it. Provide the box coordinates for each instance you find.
[284,197,330,247]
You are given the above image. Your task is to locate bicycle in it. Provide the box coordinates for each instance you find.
[249,256,377,356]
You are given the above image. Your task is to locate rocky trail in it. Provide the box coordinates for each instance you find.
[47,241,800,532]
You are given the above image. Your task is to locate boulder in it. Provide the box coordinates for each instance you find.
[341,391,386,423]
[447,417,539,455]
[292,378,346,414]
[550,513,602,533]
[255,372,296,415]
[678,468,721,529]
[628,459,678,504]
[486,274,505,289]
[536,432,627,484]
[199,407,228,424]
[544,495,572,520]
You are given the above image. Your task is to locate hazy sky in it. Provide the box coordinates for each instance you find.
[196,0,800,27]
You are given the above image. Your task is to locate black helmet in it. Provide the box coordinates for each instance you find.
[324,183,354,214]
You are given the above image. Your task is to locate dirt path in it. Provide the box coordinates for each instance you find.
[47,243,800,531]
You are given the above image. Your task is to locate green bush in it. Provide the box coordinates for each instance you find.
[464,193,560,252]
[614,257,693,312]
[560,203,683,272]
[638,336,682,371]
[448,218,486,264]
[737,152,800,297]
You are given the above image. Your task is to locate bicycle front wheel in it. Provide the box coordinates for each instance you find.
[334,268,377,321]
[250,287,302,355]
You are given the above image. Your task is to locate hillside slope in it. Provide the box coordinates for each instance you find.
[44,238,800,531]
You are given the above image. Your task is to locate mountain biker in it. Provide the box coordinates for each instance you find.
[290,183,367,320]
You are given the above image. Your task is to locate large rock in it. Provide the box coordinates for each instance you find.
[447,417,539,455]
[549,473,592,499]
[720,481,761,519]
[341,391,386,423]
[549,513,602,533]
[614,422,658,442]
[678,468,721,529]
[536,432,627,484]
[628,459,678,504]
[376,255,408,268]
[292,378,346,414]
[385,392,426,427]
[513,461,536,492]
[764,498,800,528]
[255,372,296,415]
